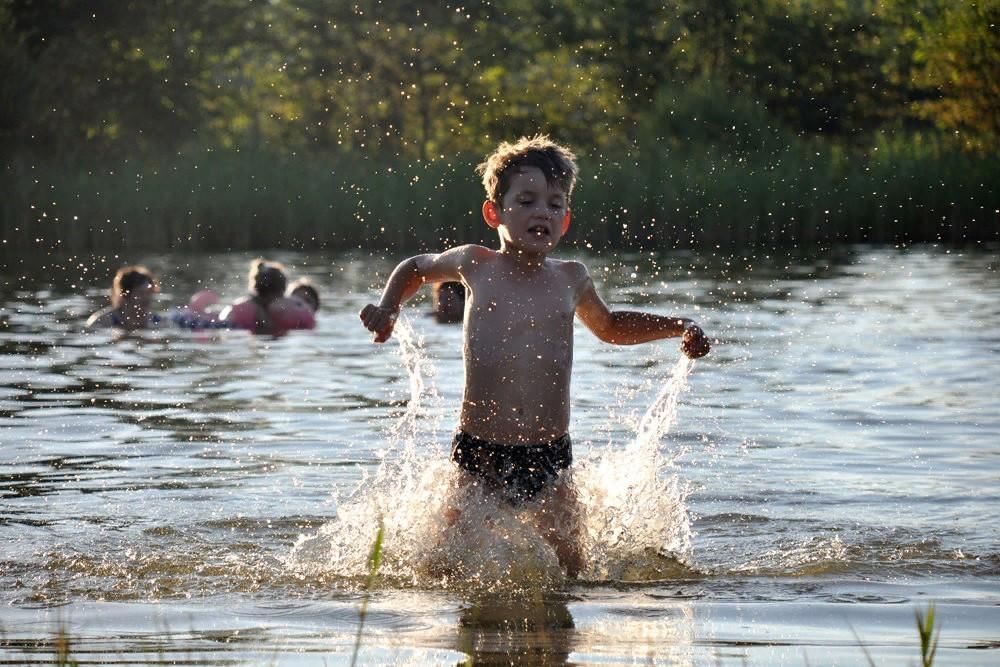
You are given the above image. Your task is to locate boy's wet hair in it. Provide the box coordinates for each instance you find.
[476,134,578,204]
[248,259,287,300]
[289,278,320,311]
[111,265,158,307]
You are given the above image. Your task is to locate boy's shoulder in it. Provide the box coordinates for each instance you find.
[447,245,588,269]
[437,244,501,271]
[444,243,496,260]
[546,256,590,280]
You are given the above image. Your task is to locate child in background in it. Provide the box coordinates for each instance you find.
[268,278,319,332]
[86,266,161,331]
[288,279,320,314]
[188,289,221,315]
[360,135,710,576]
[431,281,465,323]
[167,289,229,330]
[221,259,287,335]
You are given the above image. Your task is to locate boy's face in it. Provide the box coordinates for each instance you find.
[489,166,570,255]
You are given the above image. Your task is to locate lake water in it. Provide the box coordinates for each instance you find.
[1,245,997,665]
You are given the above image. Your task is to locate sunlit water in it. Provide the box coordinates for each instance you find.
[1,245,997,664]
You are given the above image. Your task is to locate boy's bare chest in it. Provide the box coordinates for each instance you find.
[464,290,572,380]
[467,279,576,333]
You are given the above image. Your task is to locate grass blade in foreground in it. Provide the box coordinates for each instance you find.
[350,517,385,667]
[916,603,940,667]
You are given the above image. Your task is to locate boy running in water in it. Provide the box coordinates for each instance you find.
[361,135,710,576]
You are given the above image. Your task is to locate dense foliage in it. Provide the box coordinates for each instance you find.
[2,0,997,251]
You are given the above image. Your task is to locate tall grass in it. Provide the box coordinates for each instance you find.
[54,626,78,667]
[916,603,941,667]
[850,602,942,667]
[350,517,385,667]
[2,134,997,256]
[1,149,485,255]
[597,82,1000,249]
[573,139,1000,249]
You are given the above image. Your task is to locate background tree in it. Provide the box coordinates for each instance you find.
[905,0,1000,151]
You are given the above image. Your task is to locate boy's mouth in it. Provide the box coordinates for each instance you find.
[527,225,550,237]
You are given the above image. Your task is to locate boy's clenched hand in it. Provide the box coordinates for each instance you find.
[360,304,398,343]
[681,324,711,359]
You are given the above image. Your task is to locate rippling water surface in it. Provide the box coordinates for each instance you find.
[1,245,997,664]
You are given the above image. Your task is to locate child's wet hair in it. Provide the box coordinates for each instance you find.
[111,266,158,307]
[476,134,578,204]
[248,259,287,300]
[289,278,320,311]
[434,281,464,299]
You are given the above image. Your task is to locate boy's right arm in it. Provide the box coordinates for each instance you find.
[359,247,469,343]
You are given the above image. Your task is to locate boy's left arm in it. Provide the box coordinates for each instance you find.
[574,273,710,358]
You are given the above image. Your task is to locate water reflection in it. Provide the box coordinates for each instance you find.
[452,592,697,666]
[456,594,576,666]
[570,596,696,665]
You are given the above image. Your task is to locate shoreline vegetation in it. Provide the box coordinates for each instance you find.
[4,136,997,255]
[3,1,999,253]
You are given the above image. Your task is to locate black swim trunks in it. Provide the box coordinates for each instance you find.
[451,430,572,504]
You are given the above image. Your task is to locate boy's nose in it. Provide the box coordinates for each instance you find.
[533,205,554,220]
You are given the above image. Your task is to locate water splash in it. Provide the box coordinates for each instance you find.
[574,355,695,581]
[289,323,697,588]
[289,319,456,585]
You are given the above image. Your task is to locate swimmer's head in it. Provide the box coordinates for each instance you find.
[248,259,287,302]
[432,281,465,323]
[111,266,158,308]
[288,278,319,312]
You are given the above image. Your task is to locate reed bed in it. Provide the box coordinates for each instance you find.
[2,140,997,255]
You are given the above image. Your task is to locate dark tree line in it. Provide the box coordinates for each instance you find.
[3,0,998,161]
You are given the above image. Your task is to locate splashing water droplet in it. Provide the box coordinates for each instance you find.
[574,355,695,581]
[289,322,698,588]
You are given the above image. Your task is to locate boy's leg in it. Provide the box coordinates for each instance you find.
[445,469,478,525]
[533,475,583,578]
[426,468,479,578]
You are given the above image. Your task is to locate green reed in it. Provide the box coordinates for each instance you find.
[53,626,78,667]
[2,138,997,256]
[1,149,484,254]
[850,602,941,667]
[576,136,999,249]
[916,603,941,667]
[350,517,386,667]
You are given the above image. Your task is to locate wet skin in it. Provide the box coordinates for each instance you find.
[360,166,710,444]
[360,166,709,577]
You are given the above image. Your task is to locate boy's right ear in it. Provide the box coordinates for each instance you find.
[482,200,501,229]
